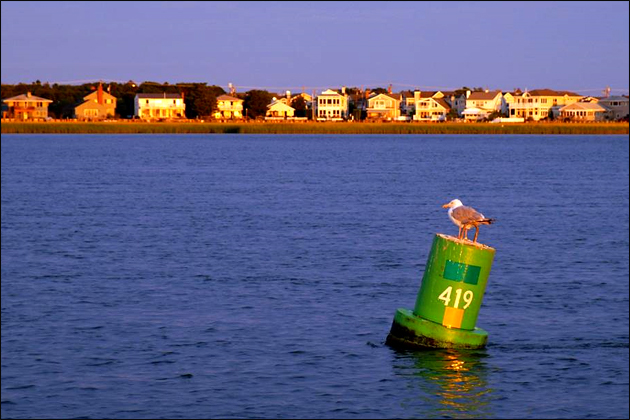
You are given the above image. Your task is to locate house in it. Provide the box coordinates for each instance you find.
[398,91,415,119]
[265,99,295,120]
[597,96,629,120]
[214,94,244,120]
[74,83,116,120]
[2,92,52,120]
[463,90,505,121]
[276,91,312,118]
[315,88,349,121]
[506,89,582,121]
[411,91,451,121]
[366,92,402,121]
[440,91,468,117]
[559,102,607,121]
[347,89,370,121]
[134,93,186,120]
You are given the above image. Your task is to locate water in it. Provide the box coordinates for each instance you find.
[1,134,628,419]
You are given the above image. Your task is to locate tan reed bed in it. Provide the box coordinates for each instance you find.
[1,121,628,135]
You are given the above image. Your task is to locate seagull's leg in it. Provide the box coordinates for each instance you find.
[458,227,463,239]
[473,226,479,242]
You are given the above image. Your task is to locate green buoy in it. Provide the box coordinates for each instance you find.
[386,233,496,350]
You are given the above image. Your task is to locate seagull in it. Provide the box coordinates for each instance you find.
[442,199,495,243]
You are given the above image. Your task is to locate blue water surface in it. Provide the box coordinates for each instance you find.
[1,134,628,419]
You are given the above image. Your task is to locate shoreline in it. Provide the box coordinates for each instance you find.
[1,121,628,135]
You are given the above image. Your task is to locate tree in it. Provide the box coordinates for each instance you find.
[371,87,388,95]
[244,90,274,119]
[291,96,307,118]
[110,81,139,118]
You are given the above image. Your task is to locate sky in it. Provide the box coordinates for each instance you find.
[1,1,629,95]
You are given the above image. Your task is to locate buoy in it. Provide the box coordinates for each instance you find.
[386,233,495,350]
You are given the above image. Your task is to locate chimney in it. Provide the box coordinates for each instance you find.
[97,82,104,104]
[414,90,420,102]
[286,90,291,102]
[466,90,471,98]
[27,91,32,98]
[341,86,346,95]
[365,88,371,99]
[388,84,392,94]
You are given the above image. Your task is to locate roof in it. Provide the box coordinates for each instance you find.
[367,92,401,101]
[468,90,502,100]
[434,98,451,110]
[3,92,52,103]
[527,89,581,97]
[560,102,606,111]
[217,94,243,102]
[136,93,183,99]
[598,95,629,102]
[267,101,295,111]
[415,91,438,98]
[83,90,117,101]
[318,89,345,96]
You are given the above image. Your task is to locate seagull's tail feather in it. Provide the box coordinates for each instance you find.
[479,218,496,225]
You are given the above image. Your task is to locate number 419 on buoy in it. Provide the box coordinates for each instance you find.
[438,286,474,309]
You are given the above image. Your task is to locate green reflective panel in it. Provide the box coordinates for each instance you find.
[443,260,481,285]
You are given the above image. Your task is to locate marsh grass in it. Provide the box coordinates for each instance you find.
[2,121,628,135]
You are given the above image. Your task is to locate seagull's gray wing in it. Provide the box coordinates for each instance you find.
[451,206,485,224]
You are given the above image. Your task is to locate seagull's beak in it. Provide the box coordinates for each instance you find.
[442,203,450,208]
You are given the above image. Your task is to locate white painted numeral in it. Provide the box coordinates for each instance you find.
[438,286,474,309]
[438,286,452,306]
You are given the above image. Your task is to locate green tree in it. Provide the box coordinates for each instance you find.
[244,90,273,119]
[180,83,224,119]
[291,96,307,118]
[371,87,388,95]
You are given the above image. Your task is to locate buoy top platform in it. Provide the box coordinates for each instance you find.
[435,233,495,252]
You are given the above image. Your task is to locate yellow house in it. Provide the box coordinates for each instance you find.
[366,92,401,121]
[74,83,117,120]
[559,102,607,121]
[214,94,244,120]
[506,89,582,121]
[134,93,186,120]
[412,91,451,121]
[265,100,295,120]
[2,92,52,120]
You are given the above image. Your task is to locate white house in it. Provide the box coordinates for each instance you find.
[463,90,505,121]
[597,95,629,120]
[134,93,186,120]
[315,88,349,121]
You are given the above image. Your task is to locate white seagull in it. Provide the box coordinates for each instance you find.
[442,199,495,243]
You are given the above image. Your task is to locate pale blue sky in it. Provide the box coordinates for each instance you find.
[1,1,628,95]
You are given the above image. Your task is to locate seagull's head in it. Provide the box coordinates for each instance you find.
[442,199,463,209]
